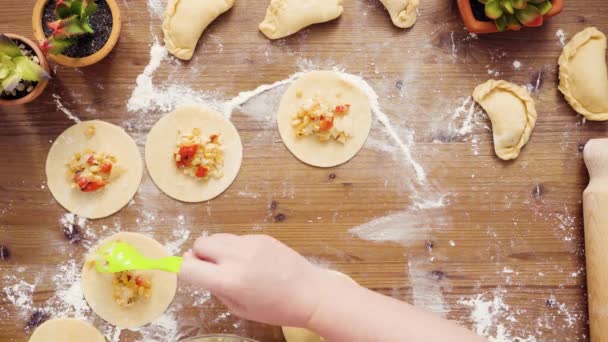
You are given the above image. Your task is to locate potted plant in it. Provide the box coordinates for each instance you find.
[457,0,564,34]
[32,0,122,68]
[0,34,50,106]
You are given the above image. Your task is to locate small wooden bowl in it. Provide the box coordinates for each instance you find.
[457,0,564,34]
[0,34,50,106]
[32,0,122,68]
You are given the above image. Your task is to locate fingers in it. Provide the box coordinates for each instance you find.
[192,234,239,262]
[179,252,224,292]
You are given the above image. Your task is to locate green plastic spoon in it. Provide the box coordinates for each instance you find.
[95,241,183,274]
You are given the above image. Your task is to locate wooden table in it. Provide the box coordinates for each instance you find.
[1,0,607,341]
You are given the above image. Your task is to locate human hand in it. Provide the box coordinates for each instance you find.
[179,234,334,327]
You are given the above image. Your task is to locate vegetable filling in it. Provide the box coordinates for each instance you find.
[68,149,119,192]
[174,128,224,180]
[112,271,152,307]
[292,98,352,143]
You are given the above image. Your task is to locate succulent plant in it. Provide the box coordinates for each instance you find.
[0,35,49,95]
[41,0,98,55]
[479,0,553,31]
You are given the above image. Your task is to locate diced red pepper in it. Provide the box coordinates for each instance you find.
[195,166,209,178]
[100,163,112,174]
[210,134,219,143]
[334,104,351,114]
[175,144,199,168]
[87,155,95,165]
[74,174,106,192]
[135,276,143,286]
[319,116,334,132]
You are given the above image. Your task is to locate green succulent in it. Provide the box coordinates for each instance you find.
[41,0,98,55]
[479,0,553,32]
[0,35,49,94]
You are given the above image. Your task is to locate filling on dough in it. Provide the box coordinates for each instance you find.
[292,98,352,143]
[112,271,152,307]
[68,149,121,192]
[174,128,224,180]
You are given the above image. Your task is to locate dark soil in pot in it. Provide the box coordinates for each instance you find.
[0,39,41,101]
[42,0,113,58]
[469,0,493,22]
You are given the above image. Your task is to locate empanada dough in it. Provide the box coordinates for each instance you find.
[282,271,356,342]
[259,0,343,40]
[29,318,105,342]
[46,120,143,219]
[277,71,372,168]
[82,232,177,328]
[558,27,608,121]
[146,105,243,203]
[379,0,419,28]
[163,0,235,60]
[472,80,537,161]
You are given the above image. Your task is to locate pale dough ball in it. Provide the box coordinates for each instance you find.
[145,105,243,203]
[81,232,177,328]
[282,271,357,342]
[45,120,143,219]
[277,71,372,168]
[28,318,105,342]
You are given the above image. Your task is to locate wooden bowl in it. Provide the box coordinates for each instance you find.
[0,34,50,106]
[457,0,564,34]
[32,0,122,68]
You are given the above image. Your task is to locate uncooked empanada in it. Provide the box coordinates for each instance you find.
[259,0,343,40]
[162,0,235,60]
[472,80,537,161]
[558,27,608,121]
[379,0,419,28]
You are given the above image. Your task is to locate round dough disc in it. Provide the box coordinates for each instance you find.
[277,71,372,168]
[29,318,105,342]
[46,120,143,219]
[145,105,243,202]
[282,271,357,342]
[81,232,177,328]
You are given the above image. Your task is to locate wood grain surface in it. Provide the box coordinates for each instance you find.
[1,0,608,341]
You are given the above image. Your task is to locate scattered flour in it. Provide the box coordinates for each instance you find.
[556,29,567,47]
[52,93,81,123]
[512,60,522,70]
[164,215,192,255]
[349,211,443,246]
[2,278,35,319]
[408,259,448,316]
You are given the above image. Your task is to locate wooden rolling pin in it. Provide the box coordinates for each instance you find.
[584,138,608,341]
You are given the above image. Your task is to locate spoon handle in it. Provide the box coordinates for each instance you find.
[152,256,184,273]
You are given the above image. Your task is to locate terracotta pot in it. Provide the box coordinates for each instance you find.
[32,0,122,68]
[0,34,50,106]
[457,0,564,34]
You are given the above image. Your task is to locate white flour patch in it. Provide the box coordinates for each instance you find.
[512,60,522,70]
[52,93,81,123]
[238,191,261,199]
[147,0,164,19]
[2,277,35,319]
[46,260,90,319]
[164,215,192,255]
[459,290,537,342]
[408,260,448,316]
[349,211,442,246]
[556,29,567,47]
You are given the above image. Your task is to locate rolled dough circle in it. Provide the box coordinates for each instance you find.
[81,232,177,328]
[28,318,105,342]
[145,105,243,203]
[282,271,357,342]
[46,120,143,219]
[277,71,372,168]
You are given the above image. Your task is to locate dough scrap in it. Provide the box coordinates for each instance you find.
[29,318,105,342]
[379,0,419,28]
[277,71,372,168]
[145,105,243,203]
[472,80,537,161]
[46,120,143,219]
[163,0,235,60]
[558,27,608,121]
[259,0,343,40]
[82,232,177,328]
[282,271,356,342]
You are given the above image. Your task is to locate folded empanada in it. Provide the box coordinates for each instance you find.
[379,0,419,28]
[163,0,236,60]
[259,0,343,40]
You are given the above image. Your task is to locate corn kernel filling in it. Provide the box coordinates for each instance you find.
[174,128,224,180]
[291,98,352,143]
[112,271,152,307]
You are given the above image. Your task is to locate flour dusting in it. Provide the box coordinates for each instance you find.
[52,93,81,123]
[556,29,567,47]
[408,259,448,316]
